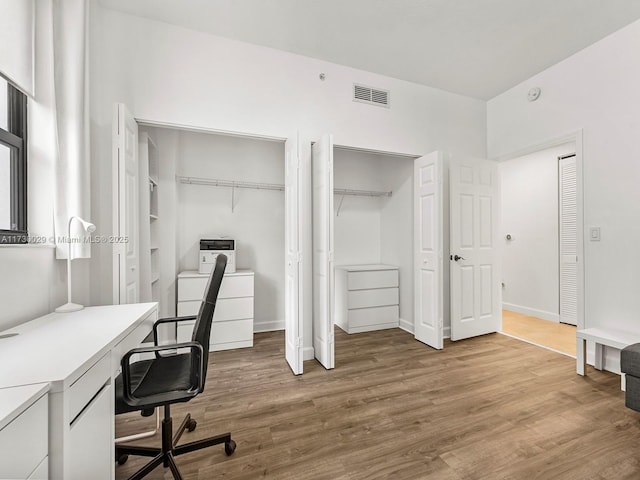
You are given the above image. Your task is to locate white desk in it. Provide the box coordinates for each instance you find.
[0,303,157,480]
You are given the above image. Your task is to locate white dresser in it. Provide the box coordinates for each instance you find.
[176,270,254,351]
[0,384,49,479]
[335,264,399,334]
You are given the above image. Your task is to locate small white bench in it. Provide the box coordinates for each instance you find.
[576,327,640,389]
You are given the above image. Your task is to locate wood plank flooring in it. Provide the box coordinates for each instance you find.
[115,328,640,480]
[502,310,576,356]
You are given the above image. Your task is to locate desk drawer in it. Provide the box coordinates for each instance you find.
[179,275,254,301]
[348,287,398,309]
[68,352,111,423]
[0,393,48,480]
[111,310,156,375]
[178,297,253,321]
[347,270,398,290]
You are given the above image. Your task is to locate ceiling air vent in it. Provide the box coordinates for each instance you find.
[353,83,390,108]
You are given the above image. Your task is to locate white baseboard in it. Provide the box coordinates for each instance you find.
[399,317,413,334]
[303,346,314,361]
[444,326,451,339]
[254,319,285,333]
[502,303,559,323]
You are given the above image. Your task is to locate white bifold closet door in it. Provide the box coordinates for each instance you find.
[449,156,501,341]
[559,155,578,326]
[112,103,140,305]
[413,152,444,349]
[312,134,335,370]
[285,133,304,375]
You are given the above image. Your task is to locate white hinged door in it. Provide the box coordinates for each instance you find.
[112,103,139,305]
[285,133,304,374]
[450,156,501,340]
[413,152,444,349]
[312,134,335,370]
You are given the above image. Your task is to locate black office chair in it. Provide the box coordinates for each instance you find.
[115,254,236,480]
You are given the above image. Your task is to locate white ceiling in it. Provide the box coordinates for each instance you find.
[98,0,640,99]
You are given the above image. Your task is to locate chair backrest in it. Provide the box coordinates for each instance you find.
[192,253,227,389]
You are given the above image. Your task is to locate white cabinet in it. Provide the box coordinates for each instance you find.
[177,270,254,351]
[0,385,49,480]
[335,264,399,334]
[67,381,112,480]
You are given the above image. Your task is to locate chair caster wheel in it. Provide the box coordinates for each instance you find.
[187,419,197,432]
[225,439,236,456]
[117,454,129,465]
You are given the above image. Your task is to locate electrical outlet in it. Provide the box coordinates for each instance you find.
[590,227,600,242]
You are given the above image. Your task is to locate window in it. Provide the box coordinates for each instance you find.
[0,77,27,244]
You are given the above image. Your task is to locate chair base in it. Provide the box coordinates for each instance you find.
[116,407,236,480]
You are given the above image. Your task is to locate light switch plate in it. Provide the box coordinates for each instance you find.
[590,226,600,241]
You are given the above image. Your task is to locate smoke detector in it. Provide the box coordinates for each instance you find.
[527,87,541,102]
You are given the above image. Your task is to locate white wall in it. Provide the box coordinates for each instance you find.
[173,130,285,331]
[488,18,640,371]
[499,143,575,322]
[333,149,386,265]
[90,4,487,351]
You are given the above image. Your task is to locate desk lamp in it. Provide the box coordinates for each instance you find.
[55,216,96,313]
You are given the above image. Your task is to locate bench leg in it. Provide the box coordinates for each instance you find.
[594,343,604,370]
[576,337,586,375]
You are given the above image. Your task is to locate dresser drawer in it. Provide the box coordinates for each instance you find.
[347,269,398,290]
[176,319,253,351]
[0,393,48,480]
[178,297,253,321]
[179,274,254,301]
[348,287,398,309]
[347,305,399,329]
[212,319,254,348]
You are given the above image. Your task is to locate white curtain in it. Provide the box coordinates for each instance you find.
[51,0,91,259]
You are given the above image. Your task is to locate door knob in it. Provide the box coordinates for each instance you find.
[453,255,465,262]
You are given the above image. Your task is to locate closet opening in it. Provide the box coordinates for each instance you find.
[140,125,287,352]
[311,137,418,369]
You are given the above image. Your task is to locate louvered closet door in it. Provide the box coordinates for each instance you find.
[559,155,578,326]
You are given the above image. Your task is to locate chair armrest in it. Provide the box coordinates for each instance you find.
[120,342,204,409]
[152,315,197,346]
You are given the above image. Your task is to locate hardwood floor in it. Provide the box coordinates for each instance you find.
[115,328,640,480]
[502,310,576,356]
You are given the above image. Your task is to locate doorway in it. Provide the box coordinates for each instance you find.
[498,141,579,355]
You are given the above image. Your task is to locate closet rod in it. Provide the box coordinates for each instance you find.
[177,176,392,197]
[176,176,285,191]
[334,188,392,198]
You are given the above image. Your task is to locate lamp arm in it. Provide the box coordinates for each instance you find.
[67,216,75,305]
